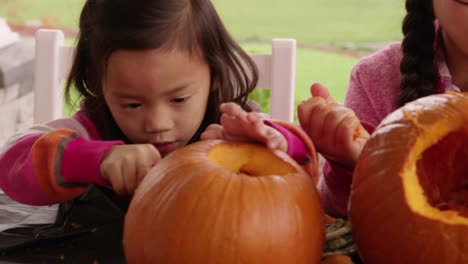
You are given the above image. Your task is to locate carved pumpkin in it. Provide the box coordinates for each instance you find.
[349,92,468,264]
[123,140,325,264]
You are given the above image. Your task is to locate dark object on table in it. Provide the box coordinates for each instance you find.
[0,186,128,264]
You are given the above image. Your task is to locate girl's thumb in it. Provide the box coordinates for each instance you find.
[310,82,338,104]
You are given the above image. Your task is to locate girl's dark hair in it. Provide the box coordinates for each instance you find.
[399,0,438,107]
[65,0,258,141]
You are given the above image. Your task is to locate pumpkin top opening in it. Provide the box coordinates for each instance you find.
[207,142,298,177]
[403,124,468,224]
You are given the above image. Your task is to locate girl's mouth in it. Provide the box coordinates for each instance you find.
[153,142,177,156]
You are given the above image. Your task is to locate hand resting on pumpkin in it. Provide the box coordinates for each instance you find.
[298,82,369,168]
[201,102,288,152]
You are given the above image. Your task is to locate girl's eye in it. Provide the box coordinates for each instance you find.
[172,96,190,104]
[123,103,142,109]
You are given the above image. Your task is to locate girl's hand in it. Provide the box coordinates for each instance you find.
[201,102,287,152]
[297,83,369,167]
[100,144,161,195]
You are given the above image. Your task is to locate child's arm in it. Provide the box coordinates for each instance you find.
[298,83,370,217]
[0,119,123,206]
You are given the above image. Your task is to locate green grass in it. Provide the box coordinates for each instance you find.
[1,0,400,117]
[0,0,83,29]
[212,0,405,46]
[0,0,405,46]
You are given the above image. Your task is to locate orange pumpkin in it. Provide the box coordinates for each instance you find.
[349,92,468,264]
[123,140,325,264]
[321,254,354,264]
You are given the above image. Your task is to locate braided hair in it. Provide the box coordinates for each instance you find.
[399,0,438,107]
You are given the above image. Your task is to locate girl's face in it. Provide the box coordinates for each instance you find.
[103,49,211,156]
[433,0,468,56]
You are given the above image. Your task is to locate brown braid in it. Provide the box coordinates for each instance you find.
[399,0,438,107]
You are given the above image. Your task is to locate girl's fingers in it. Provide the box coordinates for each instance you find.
[112,165,126,195]
[304,97,327,141]
[275,135,288,152]
[310,82,338,104]
[121,158,135,195]
[138,149,159,179]
[335,115,356,147]
[245,111,261,123]
[299,87,367,166]
[146,144,161,165]
[316,110,346,153]
[136,165,150,185]
[200,124,225,140]
[310,82,331,99]
[125,168,138,195]
[104,163,123,194]
[220,102,248,121]
[220,114,241,133]
[218,102,287,153]
[100,150,126,195]
[265,130,287,152]
[335,115,362,165]
[297,97,317,129]
[298,98,315,132]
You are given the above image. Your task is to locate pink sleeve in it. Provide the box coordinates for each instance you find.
[317,161,353,217]
[61,137,121,186]
[262,119,319,183]
[263,120,308,164]
[344,63,381,127]
[0,129,123,206]
[344,43,401,128]
[0,133,51,205]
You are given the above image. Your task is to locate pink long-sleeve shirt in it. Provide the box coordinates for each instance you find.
[319,33,461,217]
[0,111,312,206]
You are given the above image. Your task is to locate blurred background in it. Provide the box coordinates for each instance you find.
[0,0,405,115]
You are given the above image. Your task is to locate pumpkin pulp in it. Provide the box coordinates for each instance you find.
[417,129,468,217]
[403,125,468,222]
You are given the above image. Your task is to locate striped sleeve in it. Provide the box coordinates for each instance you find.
[0,125,122,205]
[30,129,88,203]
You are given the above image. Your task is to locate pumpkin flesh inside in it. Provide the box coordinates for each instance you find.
[404,127,468,223]
[207,142,297,176]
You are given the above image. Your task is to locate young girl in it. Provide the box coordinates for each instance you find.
[0,0,314,206]
[298,0,468,217]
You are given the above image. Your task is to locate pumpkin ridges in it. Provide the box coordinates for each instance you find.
[124,140,325,264]
[207,171,238,262]
[353,187,463,263]
[173,170,220,262]
[233,171,322,262]
[127,159,223,262]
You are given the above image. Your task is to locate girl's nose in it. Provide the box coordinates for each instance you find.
[144,106,174,133]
